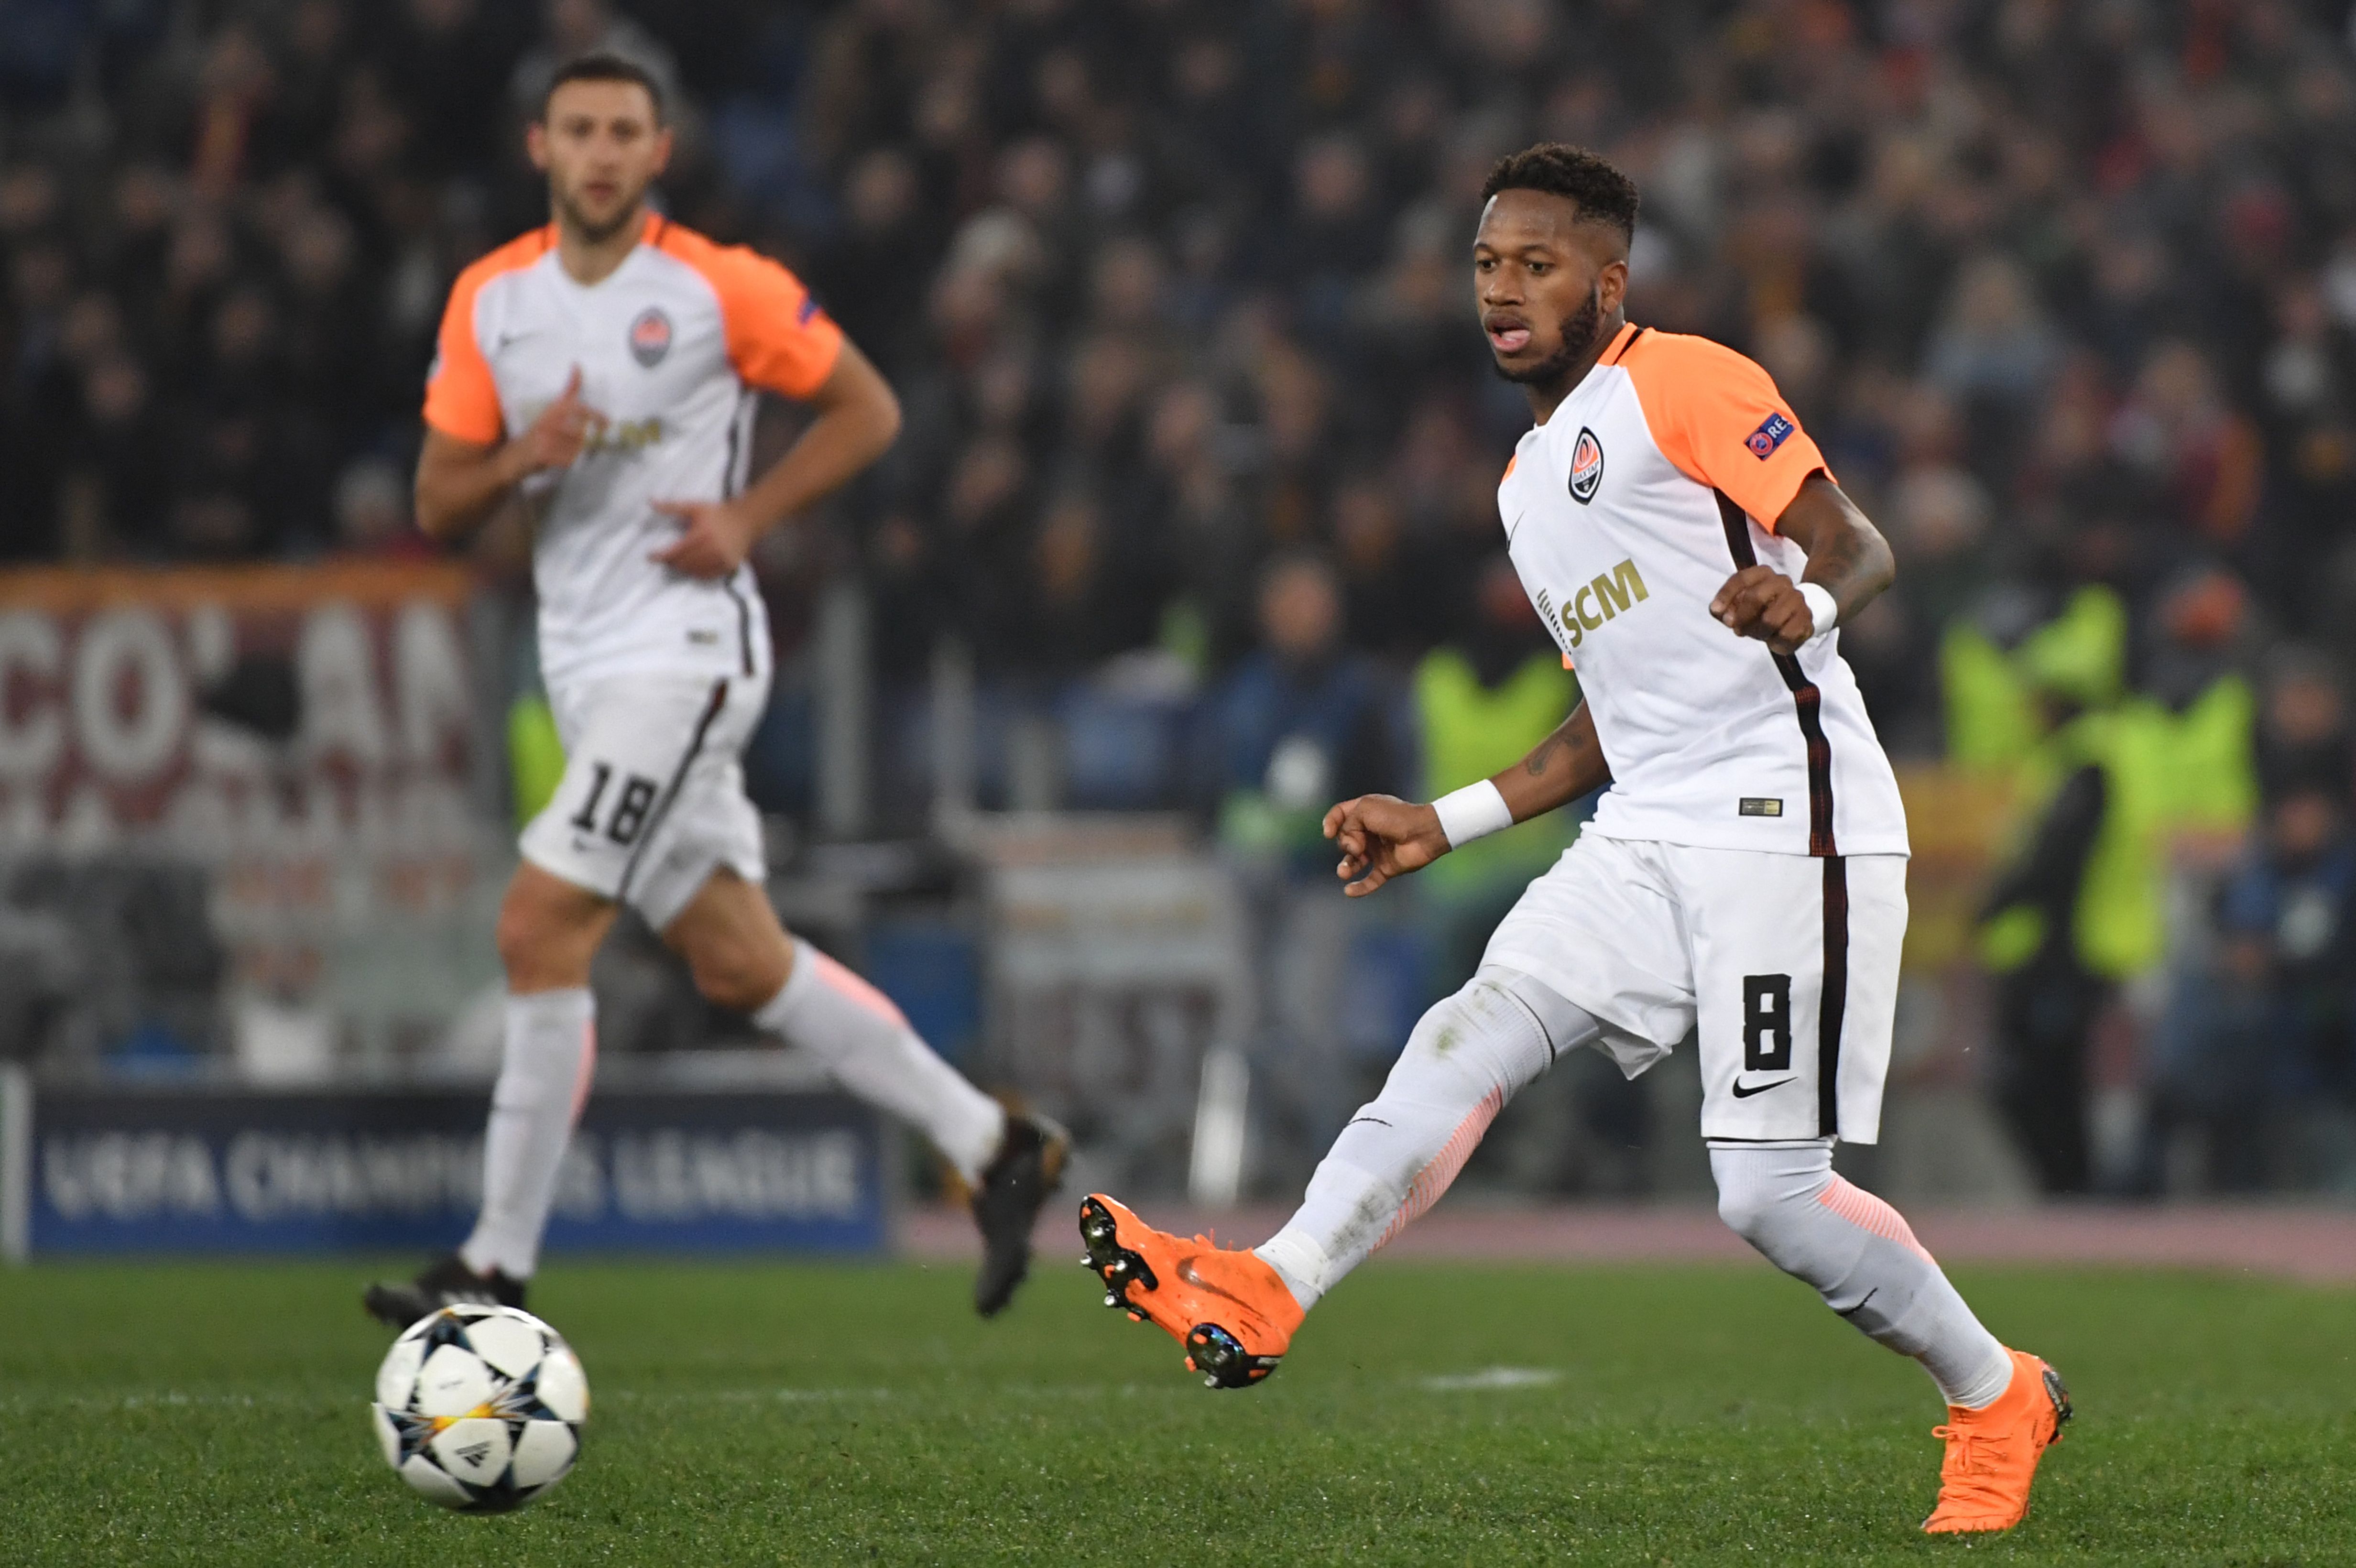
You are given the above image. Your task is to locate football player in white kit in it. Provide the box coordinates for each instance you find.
[1079,145,2069,1535]
[365,54,1065,1328]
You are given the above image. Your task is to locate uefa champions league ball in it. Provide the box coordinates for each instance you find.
[371,1304,588,1512]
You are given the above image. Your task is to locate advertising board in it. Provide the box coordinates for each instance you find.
[0,1069,891,1258]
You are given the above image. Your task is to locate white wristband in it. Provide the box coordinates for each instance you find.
[1797,582,1838,640]
[1431,779,1515,849]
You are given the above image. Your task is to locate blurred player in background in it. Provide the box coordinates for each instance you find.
[1081,145,2069,1535]
[364,54,1064,1329]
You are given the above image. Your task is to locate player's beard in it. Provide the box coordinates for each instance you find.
[1493,282,1604,387]
[554,180,647,245]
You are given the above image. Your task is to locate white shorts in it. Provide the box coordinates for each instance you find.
[1481,833,1905,1144]
[518,671,771,931]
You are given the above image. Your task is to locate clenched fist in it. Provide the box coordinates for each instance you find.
[505,365,606,479]
[1709,565,1818,655]
[1324,793,1451,897]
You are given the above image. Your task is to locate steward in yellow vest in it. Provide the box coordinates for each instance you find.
[1974,577,2256,1193]
[1412,559,1582,987]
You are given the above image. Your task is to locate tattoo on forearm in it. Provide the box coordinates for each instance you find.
[1518,711,1607,795]
[1566,728,1602,786]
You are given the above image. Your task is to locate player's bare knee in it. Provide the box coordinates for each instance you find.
[496,869,607,989]
[682,932,786,1013]
[495,890,559,983]
[688,952,771,1013]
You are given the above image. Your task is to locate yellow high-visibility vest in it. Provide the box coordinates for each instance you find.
[1414,648,1580,893]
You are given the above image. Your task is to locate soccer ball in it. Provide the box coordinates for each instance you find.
[371,1304,588,1512]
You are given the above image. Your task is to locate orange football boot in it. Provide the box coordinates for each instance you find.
[1078,1194,1304,1389]
[1921,1348,2072,1534]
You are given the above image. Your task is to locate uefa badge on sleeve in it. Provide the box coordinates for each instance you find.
[1569,427,1604,503]
[1746,411,1795,458]
[629,307,672,368]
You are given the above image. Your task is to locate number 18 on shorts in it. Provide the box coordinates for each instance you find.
[518,674,770,933]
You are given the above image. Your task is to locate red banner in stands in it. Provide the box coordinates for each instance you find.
[0,562,488,853]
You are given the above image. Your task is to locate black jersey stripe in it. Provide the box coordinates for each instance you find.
[719,403,754,675]
[1713,490,1837,857]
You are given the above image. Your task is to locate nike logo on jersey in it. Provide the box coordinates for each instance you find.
[1730,1075,1792,1098]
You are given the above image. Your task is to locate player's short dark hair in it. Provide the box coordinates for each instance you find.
[542,52,665,124]
[1480,143,1639,245]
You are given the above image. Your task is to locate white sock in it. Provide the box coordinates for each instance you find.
[1254,967,1598,1310]
[459,989,595,1281]
[1710,1142,2014,1409]
[1251,1228,1333,1310]
[753,939,1006,1185]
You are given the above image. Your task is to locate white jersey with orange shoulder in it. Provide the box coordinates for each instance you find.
[1497,321,1909,859]
[423,213,844,690]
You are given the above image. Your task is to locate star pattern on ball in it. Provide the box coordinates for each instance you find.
[372,1305,586,1514]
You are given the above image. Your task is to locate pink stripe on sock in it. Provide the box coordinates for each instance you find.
[1816,1174,1935,1264]
[1376,1088,1505,1251]
[569,1019,598,1122]
[809,948,910,1028]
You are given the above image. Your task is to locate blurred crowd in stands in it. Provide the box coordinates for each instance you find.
[10,0,2356,1194]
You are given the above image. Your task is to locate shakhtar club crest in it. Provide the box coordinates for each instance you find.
[1569,427,1604,503]
[629,307,672,367]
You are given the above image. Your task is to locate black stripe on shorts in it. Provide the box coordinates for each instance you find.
[722,577,755,676]
[1818,854,1849,1138]
[617,679,730,902]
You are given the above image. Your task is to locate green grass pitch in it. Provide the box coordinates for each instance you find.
[3,1252,2352,1565]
